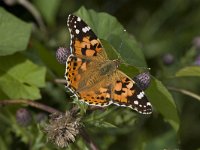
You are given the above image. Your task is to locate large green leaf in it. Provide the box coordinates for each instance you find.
[146,78,180,131]
[0,7,32,56]
[31,39,64,76]
[73,7,147,67]
[0,54,46,100]
[176,66,200,77]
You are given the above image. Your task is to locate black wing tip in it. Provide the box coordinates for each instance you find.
[67,14,76,25]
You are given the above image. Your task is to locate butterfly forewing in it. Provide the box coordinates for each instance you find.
[67,14,103,57]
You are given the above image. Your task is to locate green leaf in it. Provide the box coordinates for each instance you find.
[0,7,32,56]
[94,121,117,128]
[0,54,46,100]
[180,47,196,65]
[33,0,61,25]
[0,136,7,150]
[74,7,147,67]
[176,66,200,77]
[31,39,64,76]
[146,78,180,131]
[101,39,140,76]
[101,39,120,60]
[144,130,178,150]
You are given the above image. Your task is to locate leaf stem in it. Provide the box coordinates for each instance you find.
[168,86,200,101]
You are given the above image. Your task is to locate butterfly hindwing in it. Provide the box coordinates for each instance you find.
[78,83,113,107]
[112,71,152,114]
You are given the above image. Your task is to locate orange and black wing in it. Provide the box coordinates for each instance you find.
[67,14,105,57]
[65,55,88,91]
[112,71,152,114]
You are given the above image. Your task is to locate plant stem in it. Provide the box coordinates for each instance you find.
[168,86,200,101]
[80,128,99,150]
[54,79,67,84]
[0,99,61,113]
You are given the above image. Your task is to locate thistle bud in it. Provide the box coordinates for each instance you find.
[134,72,151,90]
[56,47,71,64]
[44,111,81,148]
[162,53,174,65]
[16,108,32,126]
[193,36,200,52]
[194,55,200,66]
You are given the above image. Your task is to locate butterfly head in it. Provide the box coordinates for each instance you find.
[113,59,122,68]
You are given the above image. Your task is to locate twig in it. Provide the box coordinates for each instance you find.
[18,0,46,33]
[4,0,46,33]
[80,128,99,150]
[54,79,67,84]
[0,99,61,114]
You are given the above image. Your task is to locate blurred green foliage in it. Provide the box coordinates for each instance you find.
[0,0,200,149]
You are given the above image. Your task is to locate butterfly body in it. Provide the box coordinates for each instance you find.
[65,14,152,114]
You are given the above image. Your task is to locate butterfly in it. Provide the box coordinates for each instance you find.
[65,14,152,114]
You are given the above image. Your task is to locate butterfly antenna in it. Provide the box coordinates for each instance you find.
[137,67,151,73]
[119,60,151,72]
[118,29,127,51]
[117,29,127,63]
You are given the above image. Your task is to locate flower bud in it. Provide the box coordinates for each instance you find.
[134,72,151,90]
[16,108,32,126]
[44,111,81,148]
[193,36,200,52]
[194,55,200,66]
[56,47,71,64]
[162,53,174,65]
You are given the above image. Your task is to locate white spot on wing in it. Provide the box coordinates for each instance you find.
[147,102,151,106]
[82,26,90,33]
[137,91,144,99]
[75,29,80,34]
[134,100,138,105]
[77,17,81,21]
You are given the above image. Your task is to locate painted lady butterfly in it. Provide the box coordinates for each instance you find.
[65,14,152,114]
